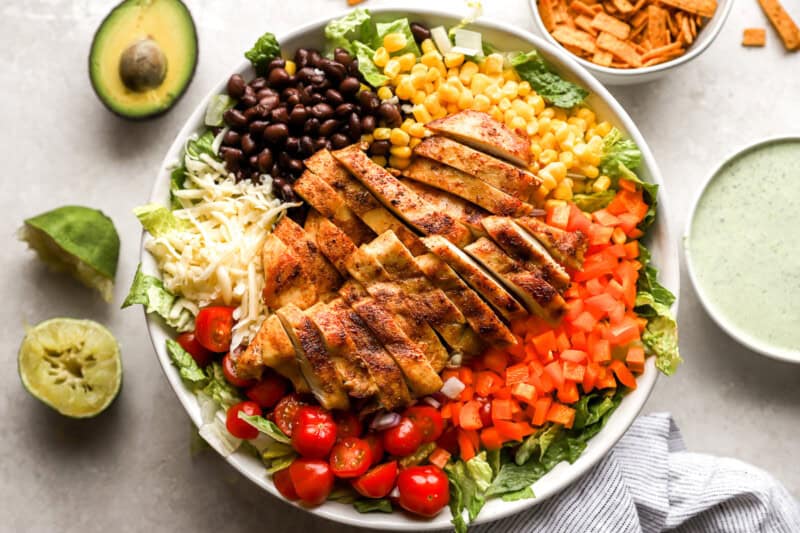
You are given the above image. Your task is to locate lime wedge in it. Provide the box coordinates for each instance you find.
[18,206,120,302]
[18,318,122,418]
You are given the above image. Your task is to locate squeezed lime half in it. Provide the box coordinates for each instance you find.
[18,318,122,418]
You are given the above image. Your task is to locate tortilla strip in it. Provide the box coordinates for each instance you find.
[570,0,597,17]
[630,0,648,15]
[681,16,693,44]
[592,50,614,66]
[647,5,670,47]
[552,25,598,53]
[576,15,599,36]
[757,0,800,50]
[539,0,557,32]
[590,4,604,14]
[742,27,767,47]
[591,12,632,39]
[641,41,683,62]
[659,0,717,18]
[597,32,643,66]
[611,0,635,14]
[553,0,571,24]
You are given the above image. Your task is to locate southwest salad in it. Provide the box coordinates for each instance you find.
[125,8,680,532]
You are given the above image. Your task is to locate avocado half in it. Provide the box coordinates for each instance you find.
[89,0,198,120]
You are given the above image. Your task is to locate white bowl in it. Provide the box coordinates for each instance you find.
[528,0,732,85]
[141,7,679,530]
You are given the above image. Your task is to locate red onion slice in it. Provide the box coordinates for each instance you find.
[422,396,441,409]
[370,412,401,431]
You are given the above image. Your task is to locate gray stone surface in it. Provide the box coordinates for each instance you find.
[1,0,797,531]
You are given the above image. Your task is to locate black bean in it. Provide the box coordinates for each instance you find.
[286,93,301,107]
[264,123,289,144]
[257,148,274,172]
[227,74,246,98]
[308,50,322,67]
[282,87,301,100]
[278,152,292,169]
[348,112,362,140]
[258,95,280,114]
[325,88,344,107]
[289,105,308,128]
[311,102,334,120]
[339,76,361,96]
[223,108,247,128]
[310,93,324,104]
[300,136,314,157]
[334,48,353,66]
[370,140,390,156]
[320,59,346,82]
[288,159,305,176]
[348,60,360,76]
[331,133,350,149]
[360,115,376,134]
[250,77,267,91]
[240,86,257,107]
[294,48,310,68]
[267,58,286,71]
[249,120,268,136]
[270,106,289,123]
[222,129,241,146]
[220,147,243,168]
[313,137,329,152]
[243,106,261,121]
[249,155,259,168]
[286,136,300,154]
[410,22,432,43]
[359,91,380,113]
[378,102,402,126]
[296,67,316,83]
[241,133,257,154]
[335,102,356,117]
[299,86,313,105]
[311,77,330,91]
[268,67,290,88]
[273,175,286,189]
[271,163,283,178]
[280,183,296,201]
[319,119,340,137]
[303,117,320,135]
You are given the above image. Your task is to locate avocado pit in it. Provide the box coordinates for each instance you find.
[119,38,167,91]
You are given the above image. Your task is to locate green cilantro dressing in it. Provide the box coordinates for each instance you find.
[688,139,800,357]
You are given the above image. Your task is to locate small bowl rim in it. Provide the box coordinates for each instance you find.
[683,135,800,364]
[527,0,733,77]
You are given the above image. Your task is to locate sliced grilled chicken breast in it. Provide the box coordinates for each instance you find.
[464,237,566,323]
[293,170,376,245]
[305,301,378,399]
[276,304,350,410]
[403,158,533,217]
[339,281,442,397]
[364,231,484,360]
[516,216,588,270]
[234,314,309,393]
[422,235,528,323]
[401,178,489,237]
[333,145,473,247]
[415,253,517,347]
[414,136,540,200]
[261,234,317,310]
[272,217,342,297]
[425,110,532,167]
[481,216,571,291]
[304,210,358,277]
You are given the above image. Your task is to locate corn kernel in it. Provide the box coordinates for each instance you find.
[360,134,374,144]
[401,118,416,132]
[483,53,504,75]
[541,132,556,150]
[593,175,611,192]
[472,94,491,112]
[424,93,443,114]
[390,145,413,158]
[384,59,401,78]
[529,95,545,115]
[444,52,465,68]
[459,61,480,84]
[373,127,391,141]
[457,90,474,110]
[489,106,503,122]
[518,81,531,97]
[503,109,517,126]
[545,199,567,210]
[437,83,459,104]
[398,53,416,72]
[421,38,436,54]
[498,98,512,111]
[559,151,575,167]
[373,47,390,68]
[408,122,427,138]
[540,170,558,190]
[409,137,422,148]
[424,82,436,94]
[553,182,573,201]
[509,116,527,132]
[409,74,425,91]
[432,107,448,119]
[544,162,567,182]
[540,108,555,119]
[526,120,539,137]
[469,73,491,94]
[425,68,441,83]
[485,84,503,103]
[568,117,587,132]
[389,156,411,169]
[410,63,428,76]
[372,155,388,167]
[412,90,427,105]
[595,121,612,137]
[540,149,558,165]
[383,32,408,53]
[412,104,433,123]
[503,69,520,82]
[581,165,599,179]
[530,142,543,159]
[501,81,519,100]
[284,60,297,75]
[421,50,443,68]
[395,82,414,101]
[390,128,410,146]
[446,103,459,114]
[377,86,394,101]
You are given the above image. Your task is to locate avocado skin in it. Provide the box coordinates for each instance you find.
[88,0,199,121]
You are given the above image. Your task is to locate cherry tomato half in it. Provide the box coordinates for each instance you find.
[352,460,398,499]
[195,306,236,352]
[397,465,450,517]
[334,411,363,440]
[291,406,337,459]
[381,417,423,457]
[176,332,214,367]
[246,371,288,409]
[365,433,384,466]
[404,406,444,443]
[225,401,261,440]
[288,458,335,506]
[330,437,372,479]
[222,352,257,389]
[273,467,298,500]
[436,426,459,456]
[272,394,305,437]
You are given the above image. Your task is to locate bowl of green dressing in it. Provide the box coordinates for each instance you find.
[685,137,800,363]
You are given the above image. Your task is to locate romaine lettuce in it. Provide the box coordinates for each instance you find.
[510,50,588,109]
[244,31,281,75]
[133,204,191,237]
[122,264,194,332]
[324,8,376,55]
[375,18,420,56]
[352,41,389,87]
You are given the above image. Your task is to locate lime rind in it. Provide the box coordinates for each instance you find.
[18,318,122,418]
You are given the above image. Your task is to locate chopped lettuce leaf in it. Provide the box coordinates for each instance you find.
[375,18,420,56]
[353,499,393,513]
[244,31,281,75]
[643,316,681,374]
[445,460,485,529]
[169,166,186,210]
[600,128,642,178]
[510,50,587,108]
[134,203,191,237]
[122,264,194,332]
[466,452,494,492]
[238,412,291,444]
[199,416,241,458]
[187,130,217,159]
[265,453,296,474]
[260,440,294,459]
[165,339,207,384]
[201,362,241,410]
[324,8,376,55]
[327,486,360,504]
[352,41,389,87]
[573,190,616,212]
[501,486,535,502]
[572,393,616,430]
[205,95,235,127]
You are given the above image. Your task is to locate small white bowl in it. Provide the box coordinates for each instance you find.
[141,6,679,530]
[684,136,800,364]
[528,0,732,85]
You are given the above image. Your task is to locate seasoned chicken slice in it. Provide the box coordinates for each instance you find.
[345,245,449,371]
[333,145,473,247]
[464,238,566,323]
[293,170,376,245]
[422,235,528,323]
[415,253,517,347]
[414,136,541,201]
[234,314,309,393]
[481,216,571,291]
[516,216,588,271]
[403,158,534,218]
[261,234,317,310]
[272,217,342,297]
[401,178,488,237]
[306,301,377,399]
[364,231,484,361]
[332,300,412,410]
[426,110,532,167]
[276,304,350,410]
[304,210,357,276]
[339,281,442,397]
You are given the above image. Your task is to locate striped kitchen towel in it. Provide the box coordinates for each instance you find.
[475,413,800,532]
